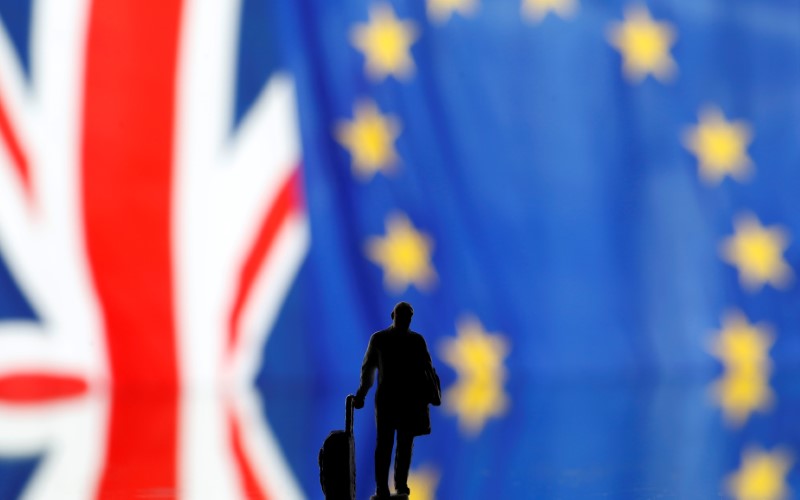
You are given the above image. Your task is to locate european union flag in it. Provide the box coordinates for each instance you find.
[264,0,800,498]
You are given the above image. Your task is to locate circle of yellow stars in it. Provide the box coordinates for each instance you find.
[335,2,796,497]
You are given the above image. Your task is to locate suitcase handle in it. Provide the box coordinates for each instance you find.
[345,394,355,435]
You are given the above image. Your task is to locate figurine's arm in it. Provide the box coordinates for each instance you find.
[354,336,377,408]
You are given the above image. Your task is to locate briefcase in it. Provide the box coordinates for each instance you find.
[319,394,356,500]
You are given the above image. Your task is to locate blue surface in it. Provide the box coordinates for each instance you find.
[262,0,800,497]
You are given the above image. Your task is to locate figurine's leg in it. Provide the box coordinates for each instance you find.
[374,421,394,496]
[394,431,414,494]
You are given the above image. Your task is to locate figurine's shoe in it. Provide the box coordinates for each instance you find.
[370,490,392,500]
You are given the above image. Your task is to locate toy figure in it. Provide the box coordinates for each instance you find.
[354,302,441,499]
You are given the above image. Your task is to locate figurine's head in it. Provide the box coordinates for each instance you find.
[391,302,414,331]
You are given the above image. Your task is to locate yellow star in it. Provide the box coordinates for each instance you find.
[439,316,510,436]
[335,100,401,180]
[365,213,437,293]
[726,447,793,500]
[428,0,478,23]
[404,464,440,500]
[607,5,677,83]
[441,317,509,378]
[350,3,420,81]
[709,310,774,374]
[443,377,509,436]
[720,213,793,292]
[683,107,754,184]
[521,0,578,23]
[711,371,774,426]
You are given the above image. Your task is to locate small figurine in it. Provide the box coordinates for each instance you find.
[354,302,441,499]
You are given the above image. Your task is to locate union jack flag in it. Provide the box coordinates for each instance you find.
[0,0,306,498]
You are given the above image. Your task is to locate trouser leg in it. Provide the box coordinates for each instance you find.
[394,430,414,494]
[374,422,394,495]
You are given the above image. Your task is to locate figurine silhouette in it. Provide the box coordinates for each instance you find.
[354,302,441,499]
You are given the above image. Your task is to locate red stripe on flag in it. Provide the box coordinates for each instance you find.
[0,91,31,199]
[81,0,183,496]
[229,407,269,500]
[227,168,303,355]
[0,374,87,402]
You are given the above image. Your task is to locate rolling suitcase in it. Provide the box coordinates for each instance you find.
[319,394,356,500]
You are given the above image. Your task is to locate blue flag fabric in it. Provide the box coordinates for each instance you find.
[263,0,800,498]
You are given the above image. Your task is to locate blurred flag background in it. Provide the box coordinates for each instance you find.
[0,0,799,499]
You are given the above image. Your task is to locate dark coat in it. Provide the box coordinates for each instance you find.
[356,327,440,436]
